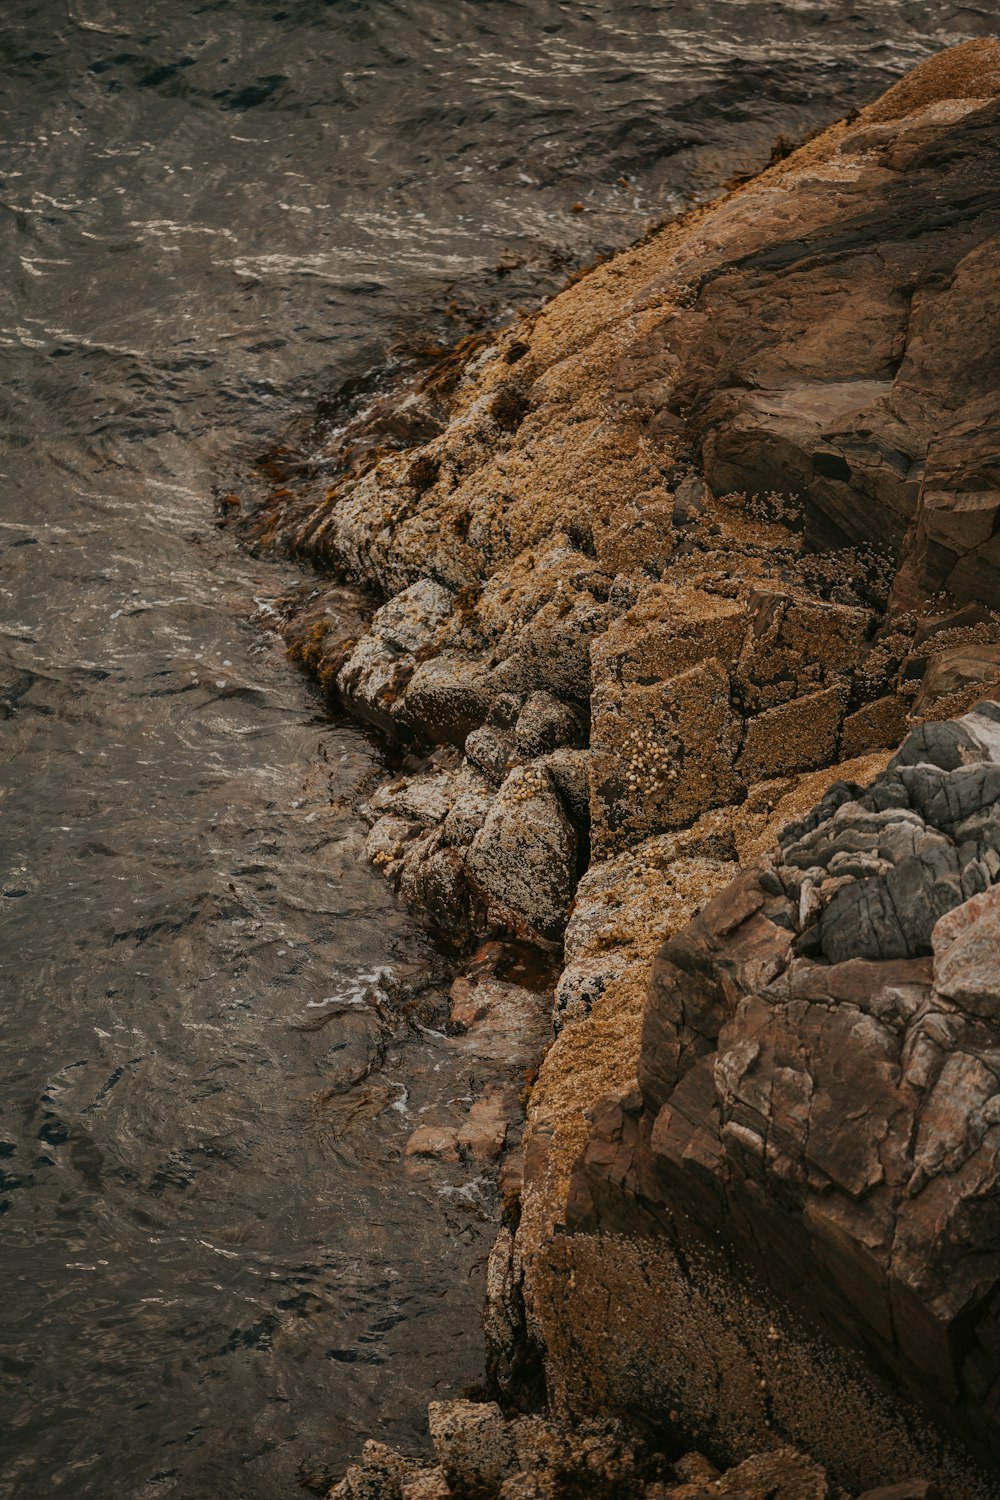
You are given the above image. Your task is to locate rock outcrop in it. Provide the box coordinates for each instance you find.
[251,38,1000,1500]
[261,40,1000,955]
[561,705,1000,1491]
[327,1397,900,1500]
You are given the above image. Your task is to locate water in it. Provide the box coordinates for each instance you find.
[2,2,996,1496]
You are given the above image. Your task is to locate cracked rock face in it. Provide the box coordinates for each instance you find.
[571,702,1000,1472]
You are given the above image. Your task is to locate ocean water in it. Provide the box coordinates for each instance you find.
[1,3,995,1496]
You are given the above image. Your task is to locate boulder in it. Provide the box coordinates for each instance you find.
[427,1400,517,1495]
[466,765,578,940]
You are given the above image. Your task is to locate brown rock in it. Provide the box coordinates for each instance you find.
[427,1400,518,1494]
[590,659,743,857]
[855,1483,941,1500]
[573,702,1000,1479]
[404,1126,460,1161]
[737,683,847,780]
[840,695,911,759]
[910,643,1000,718]
[400,1469,452,1500]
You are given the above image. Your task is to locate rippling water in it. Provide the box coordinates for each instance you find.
[2,2,996,1496]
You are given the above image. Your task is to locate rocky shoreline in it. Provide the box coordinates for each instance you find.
[246,39,1000,1499]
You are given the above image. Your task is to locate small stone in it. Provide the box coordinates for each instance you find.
[404,1126,460,1161]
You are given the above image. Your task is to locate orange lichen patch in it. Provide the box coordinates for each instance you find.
[732,749,895,863]
[518,844,738,1263]
[861,37,1000,123]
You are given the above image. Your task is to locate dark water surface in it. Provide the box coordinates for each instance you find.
[2,3,996,1496]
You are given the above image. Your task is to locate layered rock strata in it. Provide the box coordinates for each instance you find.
[561,706,1000,1492]
[253,38,1000,1500]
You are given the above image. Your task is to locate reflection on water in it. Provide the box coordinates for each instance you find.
[2,1,995,1495]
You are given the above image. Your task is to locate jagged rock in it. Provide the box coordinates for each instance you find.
[911,643,1000,717]
[337,580,454,730]
[590,659,743,856]
[735,591,870,716]
[737,682,846,780]
[367,771,456,827]
[466,725,516,785]
[366,815,420,879]
[442,765,496,846]
[263,44,1000,1500]
[536,748,591,825]
[840,695,911,759]
[497,1474,554,1500]
[553,953,628,1032]
[330,1440,425,1500]
[466,765,578,939]
[932,884,1000,1016]
[400,1470,451,1500]
[704,1447,829,1498]
[570,701,1000,1476]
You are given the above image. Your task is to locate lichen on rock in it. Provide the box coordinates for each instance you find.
[255,37,1000,1500]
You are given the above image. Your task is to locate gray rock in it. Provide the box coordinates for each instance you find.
[466,725,516,785]
[466,764,578,939]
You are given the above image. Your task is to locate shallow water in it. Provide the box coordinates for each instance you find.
[2,2,996,1496]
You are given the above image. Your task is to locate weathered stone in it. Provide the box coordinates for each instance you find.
[367,771,456,827]
[441,764,495,847]
[573,701,1000,1477]
[404,1125,460,1161]
[855,1483,941,1500]
[931,885,1000,1016]
[737,683,847,781]
[366,815,419,880]
[456,1088,514,1163]
[337,579,454,733]
[514,691,586,759]
[553,953,628,1032]
[261,45,1000,1499]
[590,659,743,857]
[708,1448,829,1498]
[427,1400,518,1494]
[911,644,1000,718]
[466,725,516,786]
[466,765,578,939]
[840,695,911,759]
[735,591,870,715]
[537,747,591,825]
[398,655,493,746]
[396,829,475,935]
[592,584,747,689]
[400,1468,451,1500]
